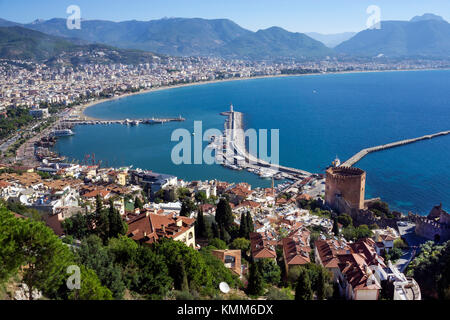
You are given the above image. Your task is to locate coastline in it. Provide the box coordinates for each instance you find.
[78,67,448,120]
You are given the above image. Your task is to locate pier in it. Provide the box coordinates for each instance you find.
[61,117,185,126]
[217,107,313,179]
[342,130,450,167]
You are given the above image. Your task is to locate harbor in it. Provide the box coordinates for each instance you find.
[211,105,314,182]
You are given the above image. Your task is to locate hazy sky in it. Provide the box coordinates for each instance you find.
[1,0,449,33]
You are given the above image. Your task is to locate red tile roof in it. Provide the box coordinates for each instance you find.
[337,253,381,291]
[315,239,351,269]
[250,232,277,259]
[127,213,195,245]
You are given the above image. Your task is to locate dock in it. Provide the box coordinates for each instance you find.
[61,117,185,126]
[342,130,450,167]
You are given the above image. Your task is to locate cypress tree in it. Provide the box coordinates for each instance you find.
[134,197,144,210]
[246,212,254,234]
[295,268,313,301]
[174,259,189,292]
[247,261,264,296]
[195,209,206,238]
[316,269,327,300]
[97,210,110,243]
[95,195,103,215]
[332,217,340,236]
[215,198,233,231]
[108,199,126,239]
[211,222,219,239]
[239,212,248,238]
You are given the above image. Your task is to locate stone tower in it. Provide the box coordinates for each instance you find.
[325,166,366,213]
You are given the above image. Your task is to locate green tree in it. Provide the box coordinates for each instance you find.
[195,209,207,239]
[76,235,125,299]
[257,259,281,286]
[96,209,110,243]
[230,238,251,257]
[0,208,27,284]
[216,198,233,231]
[174,259,189,292]
[195,191,208,204]
[95,195,103,215]
[332,217,340,236]
[0,208,74,299]
[211,222,219,239]
[246,212,254,234]
[337,214,353,228]
[107,236,138,267]
[134,246,172,299]
[306,264,333,300]
[134,196,144,210]
[180,198,197,217]
[62,212,95,239]
[108,199,127,239]
[209,238,228,250]
[247,261,264,296]
[154,239,212,294]
[295,268,313,301]
[239,212,249,239]
[342,225,373,242]
[68,265,113,300]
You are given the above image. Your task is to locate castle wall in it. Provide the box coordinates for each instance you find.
[415,217,450,242]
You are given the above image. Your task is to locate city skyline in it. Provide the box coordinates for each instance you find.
[1,0,450,34]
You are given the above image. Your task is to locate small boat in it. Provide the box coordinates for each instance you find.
[50,129,74,137]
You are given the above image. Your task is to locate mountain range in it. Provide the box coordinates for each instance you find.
[336,14,450,57]
[0,13,449,61]
[0,26,161,65]
[0,17,333,59]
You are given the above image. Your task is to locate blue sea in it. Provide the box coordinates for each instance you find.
[55,70,450,215]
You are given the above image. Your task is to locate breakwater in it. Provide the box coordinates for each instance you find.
[342,130,450,167]
[217,108,313,179]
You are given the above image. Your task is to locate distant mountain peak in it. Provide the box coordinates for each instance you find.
[410,13,446,23]
[30,19,46,25]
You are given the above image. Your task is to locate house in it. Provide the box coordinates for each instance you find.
[127,212,196,249]
[249,232,277,261]
[282,228,311,274]
[373,227,399,254]
[212,250,242,277]
[200,203,216,215]
[107,170,127,186]
[228,184,253,205]
[130,170,177,197]
[315,238,387,300]
[235,200,261,211]
[336,253,382,300]
[315,239,352,280]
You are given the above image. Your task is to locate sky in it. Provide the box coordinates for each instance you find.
[0,0,449,33]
